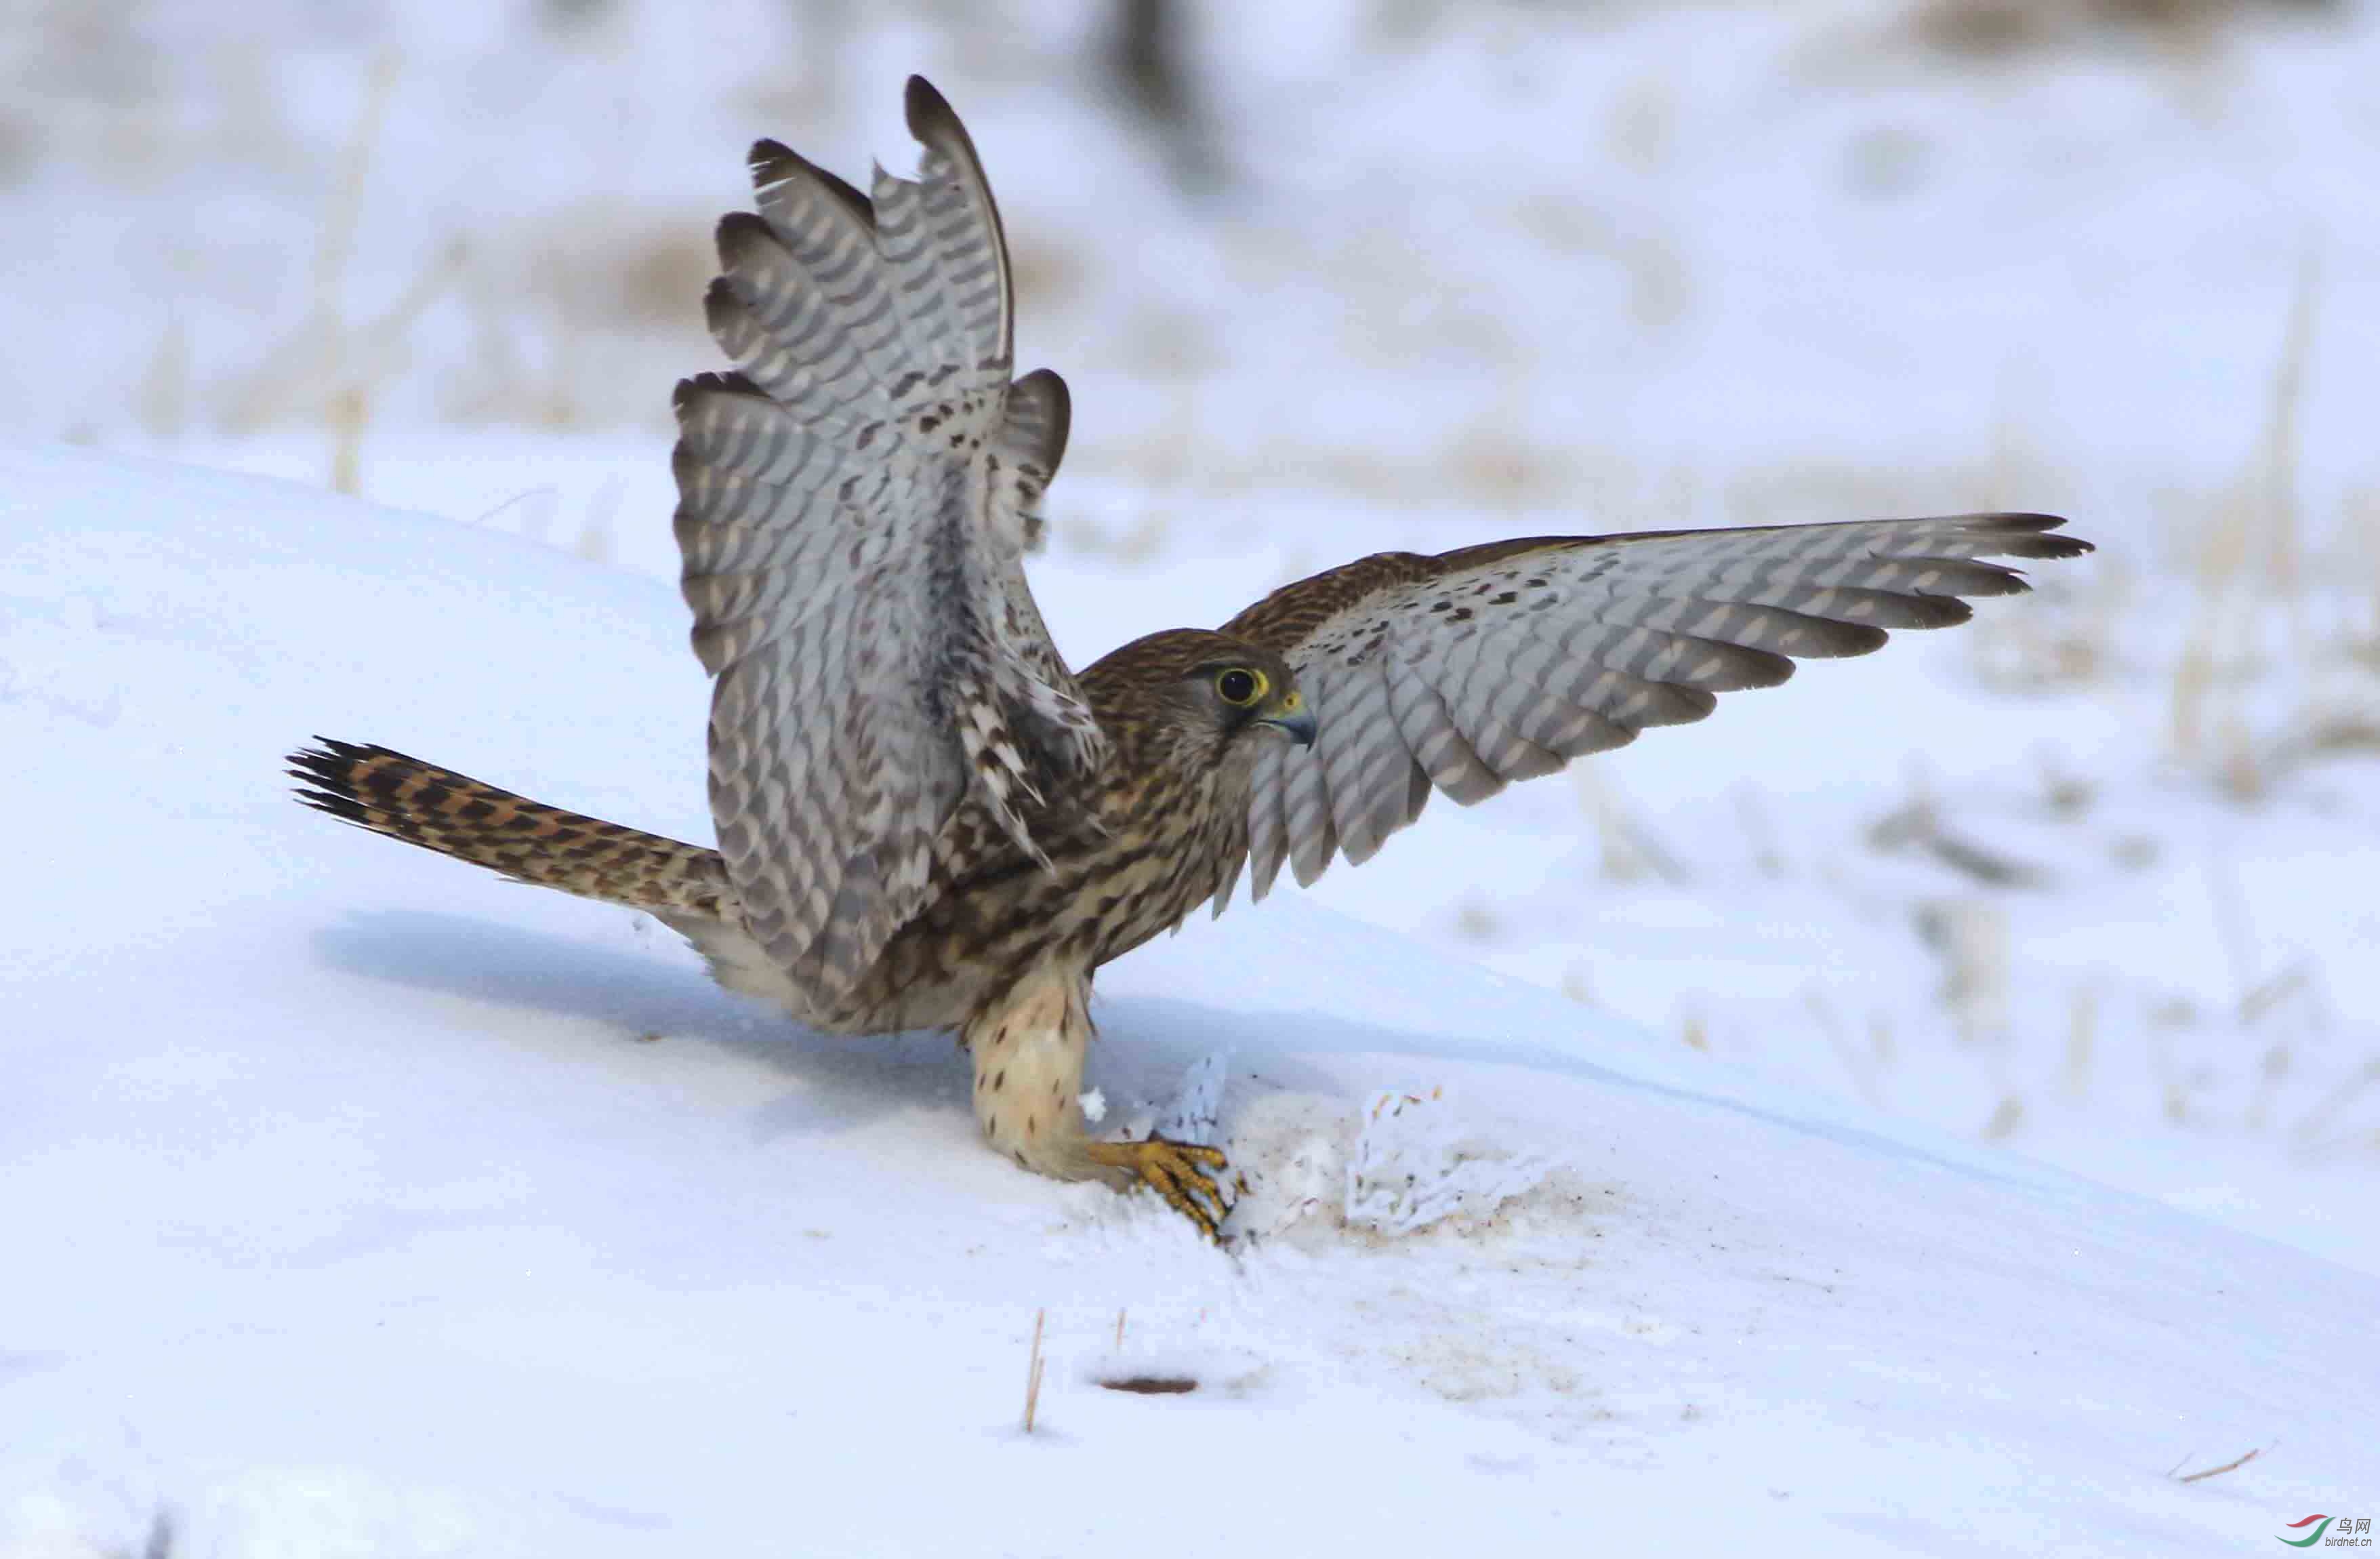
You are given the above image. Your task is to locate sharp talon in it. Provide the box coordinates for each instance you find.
[1086,1134,1235,1242]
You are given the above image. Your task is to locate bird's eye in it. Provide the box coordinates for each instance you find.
[1215,667,1266,706]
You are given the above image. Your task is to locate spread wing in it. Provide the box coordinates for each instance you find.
[672,77,1101,1000]
[1218,512,2091,899]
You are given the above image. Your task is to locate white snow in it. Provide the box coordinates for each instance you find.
[3,445,2375,1557]
[7,1,2380,1549]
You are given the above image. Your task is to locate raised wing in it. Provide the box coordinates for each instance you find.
[1219,512,2091,899]
[673,77,1102,1000]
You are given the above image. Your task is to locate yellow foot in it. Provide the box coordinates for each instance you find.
[1084,1136,1233,1242]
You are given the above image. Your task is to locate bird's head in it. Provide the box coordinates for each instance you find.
[1191,645,1315,750]
[1085,628,1315,764]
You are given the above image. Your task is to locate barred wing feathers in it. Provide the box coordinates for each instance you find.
[1220,512,2091,900]
[673,76,1100,1000]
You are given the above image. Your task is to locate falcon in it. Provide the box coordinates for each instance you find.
[291,77,2091,1239]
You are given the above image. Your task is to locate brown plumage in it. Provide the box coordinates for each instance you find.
[289,79,2091,1240]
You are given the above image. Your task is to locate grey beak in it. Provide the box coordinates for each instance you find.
[1260,705,1317,748]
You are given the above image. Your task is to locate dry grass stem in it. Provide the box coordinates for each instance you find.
[2261,245,2319,629]
[1576,765,1688,885]
[1914,898,2012,1047]
[1733,784,1787,876]
[2204,851,2261,1010]
[2289,1057,2380,1155]
[136,310,190,440]
[329,386,368,497]
[2236,962,2310,1027]
[1870,794,2042,887]
[1979,1094,2025,1141]
[2171,242,2322,786]
[2062,987,2095,1101]
[314,47,397,493]
[1022,1308,1047,1433]
[2245,1040,2289,1133]
[1806,991,1883,1107]
[2171,1445,2261,1484]
[314,48,400,317]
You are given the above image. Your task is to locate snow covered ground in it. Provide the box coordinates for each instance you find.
[7,1,2380,1550]
[154,416,2380,1287]
[4,447,2377,1557]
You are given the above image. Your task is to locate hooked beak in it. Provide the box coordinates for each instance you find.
[1257,689,1317,748]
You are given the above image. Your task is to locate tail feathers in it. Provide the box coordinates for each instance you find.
[288,739,734,918]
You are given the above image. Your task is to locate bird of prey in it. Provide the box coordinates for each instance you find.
[291,77,2090,1240]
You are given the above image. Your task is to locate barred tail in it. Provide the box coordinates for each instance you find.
[287,739,734,918]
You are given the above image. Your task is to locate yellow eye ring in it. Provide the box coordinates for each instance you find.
[1215,666,1267,706]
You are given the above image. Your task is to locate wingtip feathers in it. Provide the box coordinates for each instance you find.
[1968,512,2095,559]
[746,138,874,229]
[904,75,962,146]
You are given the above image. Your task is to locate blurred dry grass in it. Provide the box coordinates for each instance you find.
[12,0,2366,512]
[14,1,2372,765]
[1907,0,2343,58]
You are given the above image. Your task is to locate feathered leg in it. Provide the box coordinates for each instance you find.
[964,966,1231,1240]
